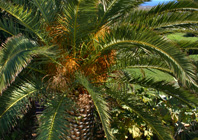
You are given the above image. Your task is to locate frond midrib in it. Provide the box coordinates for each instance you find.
[73,0,82,57]
[34,0,49,23]
[120,65,173,75]
[0,27,14,36]
[1,47,32,73]
[48,95,65,140]
[155,21,198,29]
[96,0,118,29]
[0,90,36,118]
[145,3,198,17]
[0,2,45,42]
[103,40,185,76]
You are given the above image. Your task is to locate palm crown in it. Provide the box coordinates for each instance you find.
[0,0,198,140]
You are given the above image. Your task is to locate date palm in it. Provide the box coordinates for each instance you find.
[0,0,198,140]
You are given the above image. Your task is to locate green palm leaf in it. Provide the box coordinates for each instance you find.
[76,73,115,140]
[97,0,150,27]
[142,12,198,29]
[147,1,198,14]
[37,94,71,140]
[112,54,173,76]
[129,1,198,22]
[0,35,53,94]
[32,0,58,24]
[0,1,46,42]
[60,0,98,54]
[0,0,197,139]
[128,1,198,31]
[3,0,32,8]
[0,81,38,136]
[174,40,198,50]
[100,25,196,86]
[119,71,198,107]
[0,18,20,36]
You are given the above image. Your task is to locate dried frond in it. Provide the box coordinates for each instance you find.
[94,26,108,41]
[46,22,70,48]
[47,56,80,91]
[85,50,116,82]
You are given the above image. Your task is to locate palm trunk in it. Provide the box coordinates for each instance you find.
[67,92,95,140]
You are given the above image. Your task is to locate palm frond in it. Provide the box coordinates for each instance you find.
[37,94,71,140]
[154,27,198,36]
[147,1,198,14]
[97,0,150,27]
[106,88,174,140]
[117,71,198,107]
[76,73,114,140]
[127,1,198,31]
[99,25,196,87]
[111,54,173,76]
[59,0,98,55]
[129,1,198,22]
[0,1,46,42]
[0,81,38,136]
[174,40,198,50]
[32,0,58,24]
[155,22,198,31]
[0,18,20,37]
[0,35,54,94]
[4,0,33,9]
[143,13,198,29]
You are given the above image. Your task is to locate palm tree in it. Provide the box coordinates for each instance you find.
[0,0,198,140]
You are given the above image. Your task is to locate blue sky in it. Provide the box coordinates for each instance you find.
[141,0,176,6]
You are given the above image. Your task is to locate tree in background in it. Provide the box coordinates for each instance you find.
[0,0,197,140]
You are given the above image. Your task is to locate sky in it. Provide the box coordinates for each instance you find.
[141,0,176,6]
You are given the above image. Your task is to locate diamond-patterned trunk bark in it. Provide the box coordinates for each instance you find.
[67,92,95,140]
